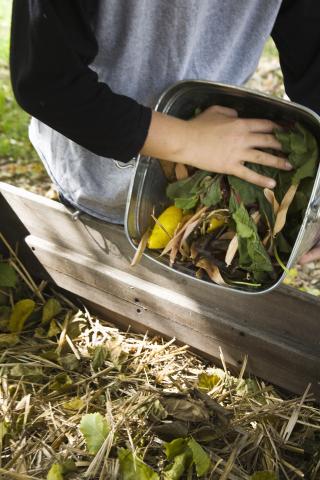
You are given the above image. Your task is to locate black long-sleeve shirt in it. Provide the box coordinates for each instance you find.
[10,0,320,163]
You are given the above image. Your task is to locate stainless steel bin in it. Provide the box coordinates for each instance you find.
[125,81,320,294]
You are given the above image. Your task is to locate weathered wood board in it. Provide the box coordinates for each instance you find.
[1,182,319,398]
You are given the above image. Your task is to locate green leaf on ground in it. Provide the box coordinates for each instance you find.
[8,299,35,333]
[250,472,278,480]
[79,412,110,455]
[91,344,107,371]
[198,373,220,391]
[0,263,17,287]
[187,438,211,477]
[47,464,64,480]
[118,448,159,480]
[42,298,62,324]
[164,450,192,480]
[49,373,73,392]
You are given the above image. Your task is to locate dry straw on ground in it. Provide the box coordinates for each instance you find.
[0,235,320,480]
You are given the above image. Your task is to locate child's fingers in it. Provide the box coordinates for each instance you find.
[244,118,280,133]
[245,150,292,171]
[236,165,276,189]
[206,105,239,117]
[248,133,283,151]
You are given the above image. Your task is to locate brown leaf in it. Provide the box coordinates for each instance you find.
[161,397,210,422]
[179,219,202,257]
[161,207,207,256]
[131,227,151,266]
[225,234,238,267]
[175,163,189,180]
[273,183,298,236]
[264,188,279,215]
[159,159,176,181]
[196,258,227,286]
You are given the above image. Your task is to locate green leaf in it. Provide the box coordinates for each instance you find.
[163,450,192,480]
[79,413,110,455]
[292,156,317,185]
[42,298,62,324]
[0,263,17,288]
[187,438,211,477]
[118,448,159,480]
[49,373,73,392]
[47,464,64,480]
[198,373,220,391]
[202,176,222,207]
[164,438,188,461]
[174,195,198,210]
[232,204,273,274]
[8,299,35,333]
[228,175,259,205]
[167,171,210,201]
[91,345,107,371]
[250,472,278,480]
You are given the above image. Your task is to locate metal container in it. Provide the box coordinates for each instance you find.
[125,80,320,294]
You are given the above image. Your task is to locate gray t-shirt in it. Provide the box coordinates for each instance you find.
[30,0,282,224]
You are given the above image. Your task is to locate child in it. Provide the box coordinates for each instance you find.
[9,1,320,262]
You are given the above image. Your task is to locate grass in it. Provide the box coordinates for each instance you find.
[0,0,46,192]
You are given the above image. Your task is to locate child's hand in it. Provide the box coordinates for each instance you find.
[141,106,292,189]
[299,241,320,265]
[184,105,292,188]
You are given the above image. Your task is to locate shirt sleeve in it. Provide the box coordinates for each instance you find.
[271,0,320,115]
[10,0,152,162]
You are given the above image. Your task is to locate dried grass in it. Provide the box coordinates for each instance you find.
[0,240,320,479]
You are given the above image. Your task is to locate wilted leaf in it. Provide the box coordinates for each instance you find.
[161,397,209,422]
[79,413,110,455]
[175,163,189,180]
[9,299,35,333]
[47,464,64,480]
[92,344,107,371]
[42,298,62,324]
[59,354,79,371]
[264,188,279,215]
[47,319,61,337]
[187,438,211,476]
[0,333,19,345]
[106,338,128,371]
[250,472,277,480]
[198,373,220,391]
[131,227,151,267]
[49,373,73,392]
[196,258,226,286]
[0,263,17,288]
[63,397,85,411]
[10,364,43,380]
[273,183,298,236]
[152,421,189,441]
[225,235,238,267]
[118,448,159,480]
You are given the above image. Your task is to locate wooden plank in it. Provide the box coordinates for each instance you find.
[1,182,320,398]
